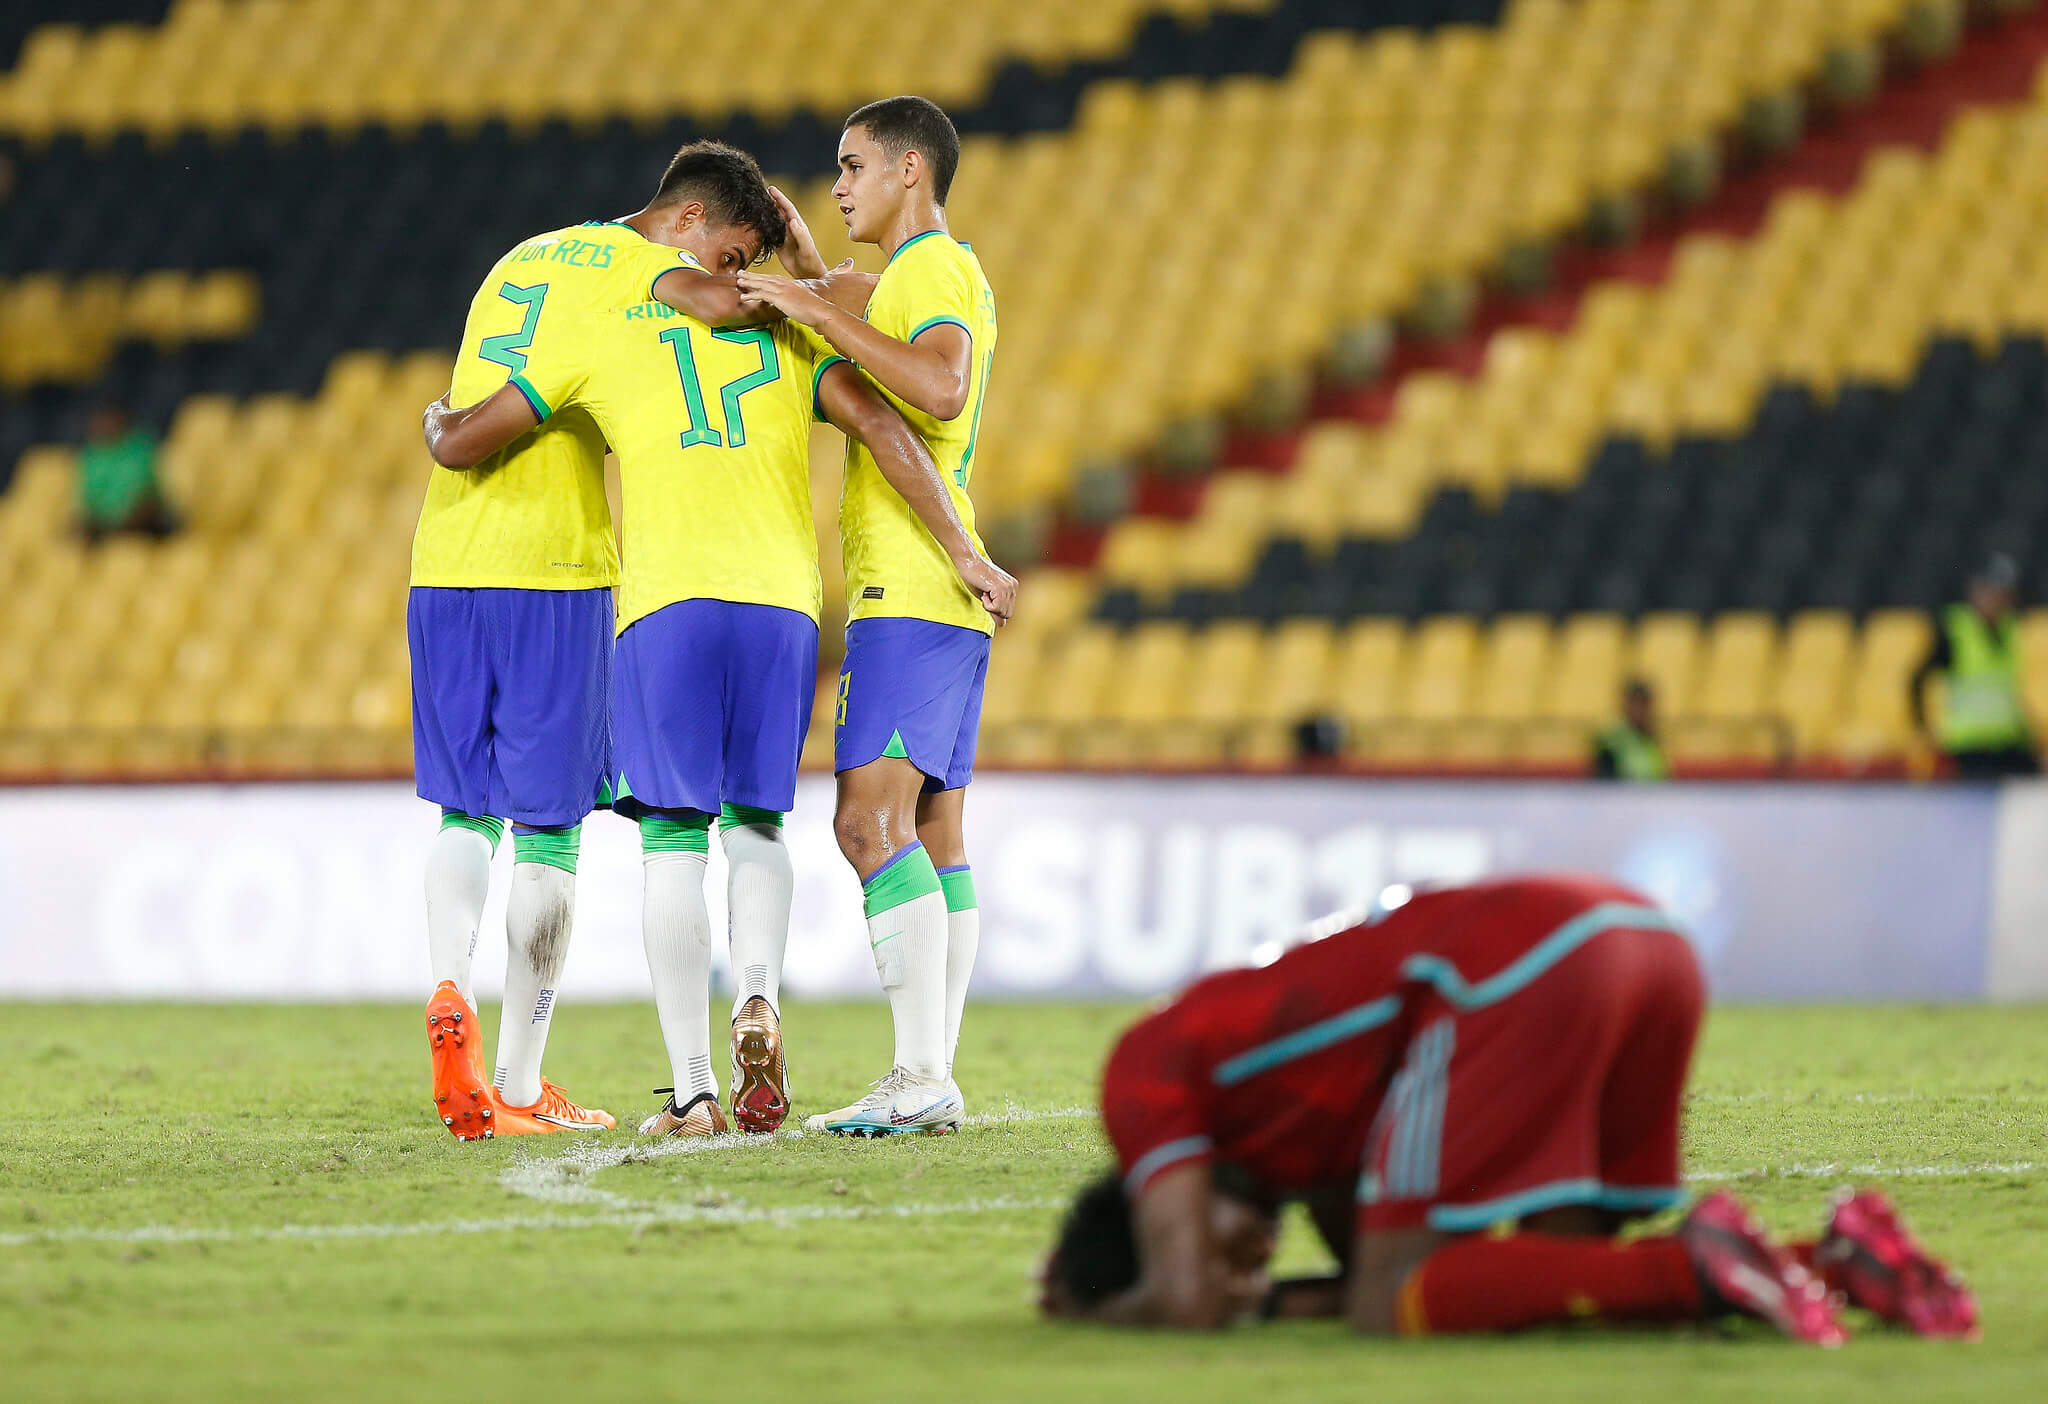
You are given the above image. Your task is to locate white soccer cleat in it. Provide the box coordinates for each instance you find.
[803,1068,963,1137]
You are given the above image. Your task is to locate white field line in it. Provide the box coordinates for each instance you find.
[1685,1161,2040,1182]
[1,1098,2035,1251]
[0,1196,1066,1248]
[1689,1092,2048,1105]
[0,1104,1094,1249]
[503,1102,1094,1208]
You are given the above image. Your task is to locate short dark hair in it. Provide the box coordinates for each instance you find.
[651,140,786,262]
[1048,1173,1140,1309]
[1048,1165,1276,1311]
[845,96,961,204]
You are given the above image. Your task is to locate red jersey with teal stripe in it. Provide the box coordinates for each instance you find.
[1101,874,1684,1204]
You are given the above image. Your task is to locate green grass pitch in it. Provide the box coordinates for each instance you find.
[2,1001,2043,1402]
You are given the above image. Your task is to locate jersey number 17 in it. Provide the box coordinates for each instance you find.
[660,326,780,450]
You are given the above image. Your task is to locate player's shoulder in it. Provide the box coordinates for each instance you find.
[880,230,982,288]
[482,222,696,292]
[872,233,985,336]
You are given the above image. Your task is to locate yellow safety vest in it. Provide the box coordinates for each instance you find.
[1938,605,2029,753]
[1599,724,1669,781]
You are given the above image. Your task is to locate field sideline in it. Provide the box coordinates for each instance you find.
[3,1002,2043,1402]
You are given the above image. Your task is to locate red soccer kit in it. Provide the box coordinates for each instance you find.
[1100,874,1705,1233]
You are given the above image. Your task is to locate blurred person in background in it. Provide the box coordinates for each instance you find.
[1293,713,1347,767]
[75,402,177,544]
[1911,554,2037,779]
[1591,678,1667,781]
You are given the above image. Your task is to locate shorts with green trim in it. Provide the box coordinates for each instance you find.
[1356,921,1703,1235]
[611,598,818,820]
[833,617,989,793]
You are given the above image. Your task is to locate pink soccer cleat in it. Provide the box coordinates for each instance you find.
[1680,1190,1849,1346]
[1815,1189,1980,1340]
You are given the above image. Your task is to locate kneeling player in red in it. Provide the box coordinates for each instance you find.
[1041,875,1977,1343]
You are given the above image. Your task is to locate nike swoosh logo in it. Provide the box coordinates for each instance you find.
[533,1114,606,1132]
[890,1099,960,1125]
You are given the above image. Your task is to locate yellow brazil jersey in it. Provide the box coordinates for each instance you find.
[514,293,830,634]
[839,229,997,636]
[409,222,708,591]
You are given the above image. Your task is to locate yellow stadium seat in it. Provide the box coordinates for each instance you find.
[1403,616,1479,721]
[1629,613,1703,716]
[1774,610,1854,753]
[1473,614,1553,721]
[1697,612,1780,720]
[1546,614,1628,722]
[1333,618,1408,730]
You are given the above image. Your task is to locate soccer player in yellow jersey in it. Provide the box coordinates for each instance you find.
[413,144,801,1140]
[427,143,1010,1139]
[738,97,1016,1134]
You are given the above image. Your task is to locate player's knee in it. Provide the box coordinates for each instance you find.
[511,822,580,874]
[640,809,712,856]
[916,827,967,870]
[719,803,787,840]
[832,806,888,873]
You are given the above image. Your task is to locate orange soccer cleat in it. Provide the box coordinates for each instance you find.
[426,981,494,1141]
[489,1079,617,1135]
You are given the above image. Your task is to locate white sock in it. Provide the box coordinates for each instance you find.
[944,904,979,1078]
[643,848,718,1102]
[424,825,492,1000]
[867,889,950,1082]
[495,861,575,1107]
[722,815,792,1019]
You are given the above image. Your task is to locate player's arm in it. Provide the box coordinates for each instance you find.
[422,384,540,468]
[816,362,1017,625]
[649,263,873,330]
[737,270,972,420]
[1908,619,1951,737]
[1079,1164,1255,1330]
[651,266,774,328]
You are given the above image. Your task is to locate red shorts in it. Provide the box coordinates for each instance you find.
[1357,921,1703,1233]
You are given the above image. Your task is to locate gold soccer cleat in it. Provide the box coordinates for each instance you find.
[637,1089,729,1138]
[729,996,792,1134]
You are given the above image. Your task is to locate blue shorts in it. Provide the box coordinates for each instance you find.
[612,599,820,819]
[407,586,613,829]
[834,617,990,793]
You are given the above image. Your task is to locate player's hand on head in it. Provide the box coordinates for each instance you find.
[768,186,826,280]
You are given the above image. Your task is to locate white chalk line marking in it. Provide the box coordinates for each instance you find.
[0,1104,1095,1248]
[502,1102,1094,1210]
[1690,1092,2048,1105]
[0,1196,1067,1248]
[1685,1161,2039,1183]
[0,1090,2034,1251]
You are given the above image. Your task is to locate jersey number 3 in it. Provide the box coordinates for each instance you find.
[660,326,780,450]
[479,282,547,374]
